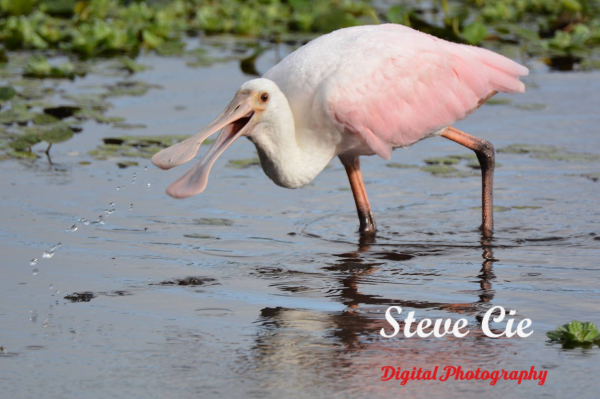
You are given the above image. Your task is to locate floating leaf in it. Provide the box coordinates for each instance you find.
[0,86,16,101]
[41,125,74,144]
[33,113,60,125]
[227,157,260,168]
[386,163,419,169]
[547,320,600,346]
[424,157,460,165]
[193,218,233,226]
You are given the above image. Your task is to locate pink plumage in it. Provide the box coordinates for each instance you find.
[154,23,527,237]
[264,24,528,159]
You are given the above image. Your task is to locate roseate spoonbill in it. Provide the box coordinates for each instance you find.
[152,24,528,237]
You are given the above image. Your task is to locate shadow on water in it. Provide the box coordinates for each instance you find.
[238,233,514,385]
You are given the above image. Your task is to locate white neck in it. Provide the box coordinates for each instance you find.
[247,95,334,189]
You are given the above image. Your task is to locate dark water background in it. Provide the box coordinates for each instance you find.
[1,42,599,398]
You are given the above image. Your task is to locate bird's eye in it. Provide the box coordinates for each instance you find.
[260,93,269,103]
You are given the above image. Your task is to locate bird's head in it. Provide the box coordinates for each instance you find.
[151,78,283,198]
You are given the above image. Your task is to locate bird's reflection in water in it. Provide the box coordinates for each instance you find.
[240,235,510,389]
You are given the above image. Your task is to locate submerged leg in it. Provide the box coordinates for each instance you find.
[442,127,495,237]
[339,155,376,235]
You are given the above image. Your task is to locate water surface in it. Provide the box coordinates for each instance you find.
[1,46,599,398]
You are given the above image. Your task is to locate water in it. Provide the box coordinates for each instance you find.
[0,48,599,398]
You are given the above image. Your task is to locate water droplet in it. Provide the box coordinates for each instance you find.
[129,204,133,210]
[32,268,39,276]
[144,166,148,170]
[55,290,60,295]
[109,202,115,207]
[147,183,151,187]
[84,219,91,225]
[43,243,60,258]
[67,224,78,232]
[105,209,115,216]
[48,284,54,290]
[30,258,38,266]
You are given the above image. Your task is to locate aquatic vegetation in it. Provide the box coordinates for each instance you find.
[424,157,460,165]
[499,144,600,162]
[0,0,598,71]
[227,157,260,168]
[118,57,148,74]
[547,321,600,347]
[192,217,233,226]
[183,233,215,239]
[0,85,16,100]
[103,80,162,97]
[386,162,419,169]
[23,54,84,79]
[514,102,546,111]
[420,164,471,177]
[486,97,513,105]
[88,135,192,159]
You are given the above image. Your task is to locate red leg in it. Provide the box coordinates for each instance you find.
[340,156,376,235]
[442,127,495,237]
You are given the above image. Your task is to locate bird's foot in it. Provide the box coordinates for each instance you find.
[359,212,377,236]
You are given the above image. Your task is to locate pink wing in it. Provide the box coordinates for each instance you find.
[325,25,529,159]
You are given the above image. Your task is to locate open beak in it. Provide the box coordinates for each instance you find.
[151,92,259,198]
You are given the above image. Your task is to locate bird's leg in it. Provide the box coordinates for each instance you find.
[442,127,495,237]
[339,155,377,235]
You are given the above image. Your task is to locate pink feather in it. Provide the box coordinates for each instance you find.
[266,24,528,160]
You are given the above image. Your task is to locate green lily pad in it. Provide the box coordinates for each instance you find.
[192,218,233,226]
[183,233,215,239]
[499,144,600,162]
[9,134,42,151]
[23,55,77,79]
[0,86,16,101]
[74,109,124,124]
[119,58,148,74]
[41,125,74,144]
[89,135,192,159]
[421,164,473,178]
[424,157,460,165]
[0,105,34,124]
[514,103,546,111]
[227,157,260,168]
[386,162,419,169]
[104,81,162,98]
[33,113,61,125]
[61,93,111,111]
[486,98,513,105]
[112,122,147,129]
[8,149,38,160]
